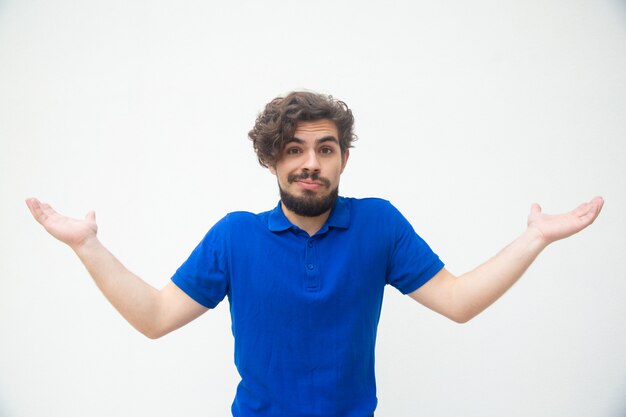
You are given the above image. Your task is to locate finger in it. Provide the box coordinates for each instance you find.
[591,196,605,213]
[25,198,46,224]
[530,203,542,215]
[39,202,62,219]
[85,210,96,222]
[581,197,604,223]
[573,196,603,218]
[572,201,592,217]
[25,197,37,212]
[569,199,602,229]
[28,199,65,226]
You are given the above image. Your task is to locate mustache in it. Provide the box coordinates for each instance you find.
[287,171,331,187]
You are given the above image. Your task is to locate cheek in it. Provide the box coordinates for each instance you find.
[275,170,291,186]
[331,162,345,176]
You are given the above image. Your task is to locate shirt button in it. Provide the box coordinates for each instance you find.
[308,241,313,248]
[307,264,314,270]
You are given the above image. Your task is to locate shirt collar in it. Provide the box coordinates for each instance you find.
[267,196,350,233]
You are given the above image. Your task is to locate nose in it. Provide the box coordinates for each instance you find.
[302,149,321,172]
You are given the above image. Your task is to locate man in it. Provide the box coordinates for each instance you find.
[26,91,604,417]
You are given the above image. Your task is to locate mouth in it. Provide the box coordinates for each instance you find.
[288,172,331,190]
[295,179,325,190]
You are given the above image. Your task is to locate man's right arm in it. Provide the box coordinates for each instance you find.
[26,198,207,339]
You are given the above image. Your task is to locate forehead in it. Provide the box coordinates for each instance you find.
[293,119,338,139]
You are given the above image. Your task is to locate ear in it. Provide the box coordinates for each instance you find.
[340,149,350,173]
[268,164,277,175]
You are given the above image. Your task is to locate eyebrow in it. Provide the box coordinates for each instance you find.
[287,135,339,145]
[316,136,339,145]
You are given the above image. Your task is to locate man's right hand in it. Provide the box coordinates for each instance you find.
[25,198,98,250]
[25,197,208,338]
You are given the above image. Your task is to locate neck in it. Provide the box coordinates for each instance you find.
[280,202,331,236]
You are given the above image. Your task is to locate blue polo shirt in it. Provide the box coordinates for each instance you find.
[172,197,444,417]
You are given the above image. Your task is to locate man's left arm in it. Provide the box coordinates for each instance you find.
[409,196,604,323]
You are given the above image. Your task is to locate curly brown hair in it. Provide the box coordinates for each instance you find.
[248,91,357,168]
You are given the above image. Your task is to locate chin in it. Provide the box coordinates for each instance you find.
[280,186,339,217]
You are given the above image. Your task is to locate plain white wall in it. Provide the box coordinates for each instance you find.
[1,0,625,416]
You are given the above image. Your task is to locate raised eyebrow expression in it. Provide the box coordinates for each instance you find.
[285,136,340,150]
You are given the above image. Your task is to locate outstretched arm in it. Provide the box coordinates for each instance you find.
[410,196,604,323]
[25,198,207,338]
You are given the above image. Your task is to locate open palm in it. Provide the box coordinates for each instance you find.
[26,198,98,249]
[527,196,604,244]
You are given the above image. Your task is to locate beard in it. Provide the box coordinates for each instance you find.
[279,171,338,217]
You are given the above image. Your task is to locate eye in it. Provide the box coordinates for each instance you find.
[320,146,334,155]
[285,147,301,155]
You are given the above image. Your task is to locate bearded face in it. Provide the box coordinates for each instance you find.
[269,120,348,220]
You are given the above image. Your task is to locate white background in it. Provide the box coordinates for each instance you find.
[1,1,625,416]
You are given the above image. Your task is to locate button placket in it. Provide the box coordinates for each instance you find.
[304,237,319,291]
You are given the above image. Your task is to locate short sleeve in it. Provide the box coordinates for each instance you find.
[385,205,444,294]
[171,216,231,308]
